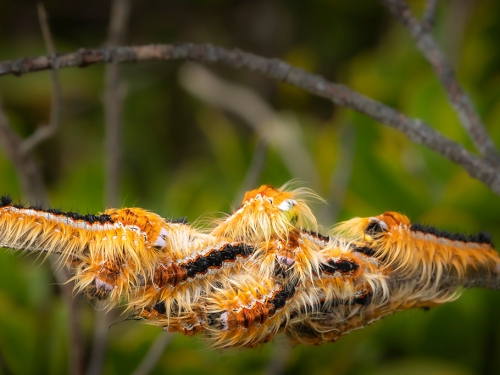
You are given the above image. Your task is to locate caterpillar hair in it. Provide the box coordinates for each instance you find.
[335,212,499,290]
[0,189,497,348]
[211,184,319,244]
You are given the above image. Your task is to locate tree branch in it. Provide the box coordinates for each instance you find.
[0,43,499,195]
[0,100,86,375]
[86,1,132,375]
[379,0,500,167]
[0,6,85,373]
[20,3,62,155]
[421,0,439,32]
[131,333,174,375]
[0,102,47,204]
[104,0,131,208]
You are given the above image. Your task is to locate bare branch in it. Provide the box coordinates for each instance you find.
[263,339,293,375]
[0,102,47,204]
[20,2,62,155]
[379,0,500,167]
[51,267,85,375]
[87,1,132,375]
[449,268,500,291]
[131,333,174,375]
[104,0,131,208]
[0,43,499,195]
[0,101,86,375]
[0,7,84,372]
[421,0,439,32]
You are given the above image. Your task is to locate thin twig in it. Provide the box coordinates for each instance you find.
[20,2,62,155]
[421,0,439,32]
[86,1,132,375]
[263,340,293,375]
[104,0,131,208]
[0,5,85,373]
[0,43,499,195]
[131,333,174,375]
[0,101,85,375]
[52,266,85,375]
[379,0,500,167]
[0,102,47,204]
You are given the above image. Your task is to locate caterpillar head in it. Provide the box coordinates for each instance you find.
[212,184,318,243]
[364,212,411,242]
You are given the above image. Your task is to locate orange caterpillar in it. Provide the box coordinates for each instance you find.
[0,187,498,348]
[286,212,499,346]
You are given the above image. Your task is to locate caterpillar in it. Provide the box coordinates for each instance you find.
[0,186,498,348]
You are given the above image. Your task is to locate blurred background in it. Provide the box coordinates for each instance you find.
[0,0,499,374]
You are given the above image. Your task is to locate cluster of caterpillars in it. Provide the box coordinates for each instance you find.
[0,184,498,348]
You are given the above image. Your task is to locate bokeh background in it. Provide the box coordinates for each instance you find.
[0,0,499,374]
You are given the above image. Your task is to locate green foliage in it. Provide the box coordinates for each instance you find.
[0,0,499,374]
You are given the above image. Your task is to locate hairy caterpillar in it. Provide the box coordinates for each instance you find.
[0,186,498,348]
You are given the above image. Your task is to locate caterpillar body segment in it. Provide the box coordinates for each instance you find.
[312,240,389,306]
[252,230,323,285]
[164,241,256,286]
[131,240,257,319]
[203,270,301,348]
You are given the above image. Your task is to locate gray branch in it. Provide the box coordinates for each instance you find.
[103,0,131,209]
[86,1,132,375]
[20,3,62,155]
[379,0,500,167]
[421,0,439,32]
[1,43,499,195]
[0,102,47,204]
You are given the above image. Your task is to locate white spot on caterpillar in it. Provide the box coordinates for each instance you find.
[220,312,229,330]
[154,228,169,248]
[278,199,297,211]
[368,217,388,231]
[277,256,295,266]
[95,278,115,291]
